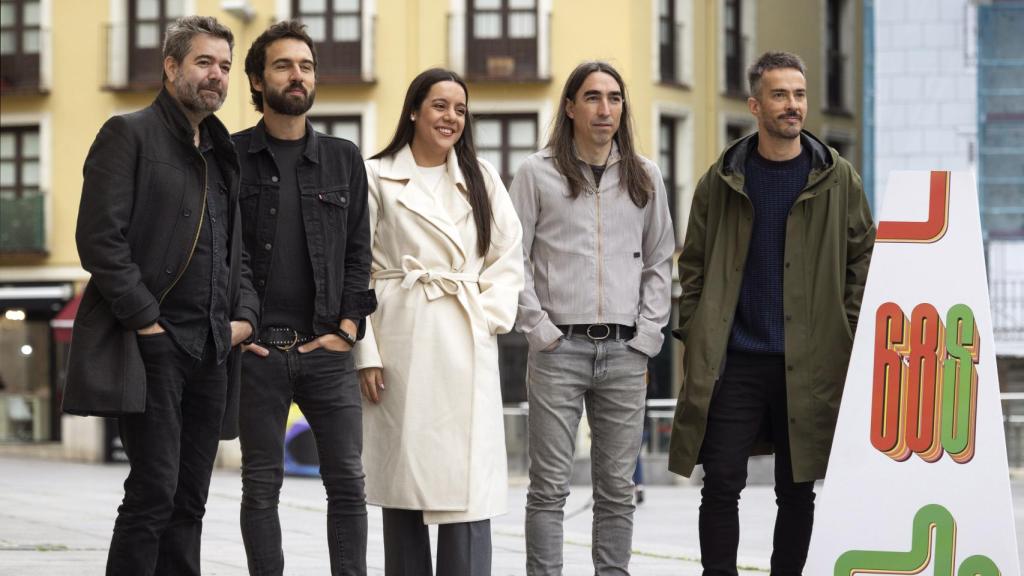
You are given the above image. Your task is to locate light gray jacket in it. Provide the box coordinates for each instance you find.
[509,143,675,356]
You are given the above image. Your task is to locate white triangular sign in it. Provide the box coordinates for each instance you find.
[805,171,1021,575]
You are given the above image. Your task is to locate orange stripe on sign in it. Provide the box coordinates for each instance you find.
[877,171,951,244]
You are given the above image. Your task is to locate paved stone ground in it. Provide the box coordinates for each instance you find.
[0,457,1021,575]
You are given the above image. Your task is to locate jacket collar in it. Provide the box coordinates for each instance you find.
[153,87,237,169]
[718,130,834,192]
[246,118,320,163]
[378,143,468,190]
[377,144,471,261]
[538,140,622,168]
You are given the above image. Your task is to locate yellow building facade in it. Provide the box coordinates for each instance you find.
[0,0,861,450]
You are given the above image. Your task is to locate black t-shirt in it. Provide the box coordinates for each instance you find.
[590,163,607,188]
[262,132,316,334]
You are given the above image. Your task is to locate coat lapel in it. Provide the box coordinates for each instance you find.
[381,145,470,260]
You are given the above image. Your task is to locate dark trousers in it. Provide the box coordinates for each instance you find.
[698,352,816,576]
[239,347,366,576]
[381,508,491,576]
[106,334,227,576]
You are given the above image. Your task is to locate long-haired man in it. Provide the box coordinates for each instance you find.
[509,61,675,575]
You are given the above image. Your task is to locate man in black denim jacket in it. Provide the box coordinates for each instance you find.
[232,21,376,576]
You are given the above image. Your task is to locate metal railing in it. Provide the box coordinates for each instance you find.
[1004,392,1024,468]
[447,10,551,82]
[0,27,50,94]
[504,394,1024,472]
[992,279,1024,341]
[0,193,46,253]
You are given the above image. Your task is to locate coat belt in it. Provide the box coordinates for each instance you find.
[372,255,478,301]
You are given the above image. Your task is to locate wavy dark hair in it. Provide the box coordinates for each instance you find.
[547,61,653,207]
[373,68,492,256]
[244,20,318,112]
[161,15,234,82]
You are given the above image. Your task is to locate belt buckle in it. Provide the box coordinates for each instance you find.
[586,324,611,340]
[275,328,299,351]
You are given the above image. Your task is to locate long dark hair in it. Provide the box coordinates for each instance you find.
[547,61,653,207]
[373,68,492,257]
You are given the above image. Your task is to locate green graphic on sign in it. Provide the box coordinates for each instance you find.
[834,504,1000,575]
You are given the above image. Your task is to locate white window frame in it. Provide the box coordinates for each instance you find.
[652,104,695,244]
[106,0,196,89]
[822,125,857,167]
[448,0,551,79]
[469,99,552,151]
[308,101,377,157]
[820,0,856,114]
[277,0,377,82]
[717,0,756,95]
[0,113,52,253]
[651,0,694,86]
[36,0,53,91]
[719,112,756,151]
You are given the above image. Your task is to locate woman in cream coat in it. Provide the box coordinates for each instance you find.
[353,68,524,575]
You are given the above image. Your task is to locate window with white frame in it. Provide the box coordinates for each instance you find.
[723,117,755,150]
[721,0,755,97]
[104,0,187,89]
[824,0,855,114]
[656,0,692,85]
[293,0,367,81]
[309,114,362,149]
[825,130,856,168]
[0,0,43,92]
[127,0,184,87]
[465,0,540,80]
[473,113,538,187]
[448,0,549,81]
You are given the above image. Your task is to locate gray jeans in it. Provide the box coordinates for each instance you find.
[525,335,648,575]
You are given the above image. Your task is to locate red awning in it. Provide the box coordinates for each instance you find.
[50,293,81,343]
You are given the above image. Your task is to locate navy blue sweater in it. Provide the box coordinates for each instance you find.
[728,146,811,354]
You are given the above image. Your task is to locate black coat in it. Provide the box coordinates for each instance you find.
[64,88,259,440]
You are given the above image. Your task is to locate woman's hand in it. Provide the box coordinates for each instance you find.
[360,367,385,404]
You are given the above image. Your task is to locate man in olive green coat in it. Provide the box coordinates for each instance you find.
[668,51,875,575]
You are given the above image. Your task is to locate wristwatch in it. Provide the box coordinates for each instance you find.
[334,327,357,346]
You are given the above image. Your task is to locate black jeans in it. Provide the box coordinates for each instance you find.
[698,351,816,576]
[239,346,366,576]
[381,508,492,576]
[106,333,227,576]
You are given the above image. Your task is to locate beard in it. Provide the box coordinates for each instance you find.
[172,71,225,115]
[265,82,316,116]
[762,112,803,140]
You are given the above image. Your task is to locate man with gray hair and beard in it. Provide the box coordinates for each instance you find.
[67,15,258,576]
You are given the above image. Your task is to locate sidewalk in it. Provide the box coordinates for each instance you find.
[1,457,1021,575]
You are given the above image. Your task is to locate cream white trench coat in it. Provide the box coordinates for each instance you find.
[353,144,524,524]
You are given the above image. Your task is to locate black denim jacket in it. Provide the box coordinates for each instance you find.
[233,120,376,336]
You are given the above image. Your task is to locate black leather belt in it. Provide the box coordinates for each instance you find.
[257,326,317,350]
[557,324,635,341]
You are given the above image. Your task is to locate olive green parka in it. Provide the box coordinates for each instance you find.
[668,131,875,483]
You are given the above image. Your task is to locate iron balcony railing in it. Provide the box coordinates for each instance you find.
[0,192,46,254]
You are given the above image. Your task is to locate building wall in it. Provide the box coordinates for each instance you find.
[872,0,977,209]
[1,1,862,450]
[1,0,863,274]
